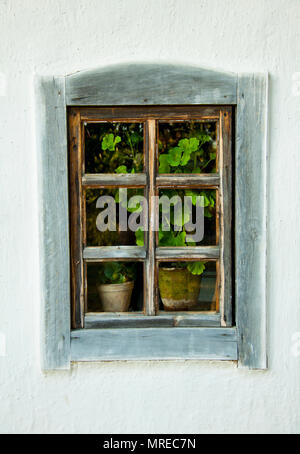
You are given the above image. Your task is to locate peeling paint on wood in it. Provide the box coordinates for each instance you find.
[236,73,268,369]
[66,63,237,106]
[71,327,238,361]
[83,246,146,260]
[35,76,70,370]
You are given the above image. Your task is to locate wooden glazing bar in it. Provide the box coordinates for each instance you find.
[69,108,85,328]
[83,246,146,261]
[156,174,220,188]
[219,107,233,326]
[145,120,156,315]
[156,246,220,260]
[82,173,147,187]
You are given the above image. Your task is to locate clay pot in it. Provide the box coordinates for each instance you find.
[97,281,134,312]
[159,267,201,311]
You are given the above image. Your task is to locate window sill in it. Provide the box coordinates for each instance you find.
[70,327,237,362]
[84,312,221,329]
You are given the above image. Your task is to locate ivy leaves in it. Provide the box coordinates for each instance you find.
[158,132,214,174]
[101,133,121,151]
[158,154,170,173]
[159,138,200,173]
[179,138,199,165]
[168,147,182,166]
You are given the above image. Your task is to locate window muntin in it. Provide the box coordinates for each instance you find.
[69,106,232,327]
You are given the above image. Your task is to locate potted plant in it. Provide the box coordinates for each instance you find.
[158,219,207,310]
[97,262,136,312]
[157,132,215,310]
[159,261,205,311]
[156,190,212,310]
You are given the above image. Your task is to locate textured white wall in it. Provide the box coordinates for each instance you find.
[0,0,300,434]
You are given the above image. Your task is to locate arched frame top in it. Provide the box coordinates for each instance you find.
[66,63,237,106]
[36,63,268,370]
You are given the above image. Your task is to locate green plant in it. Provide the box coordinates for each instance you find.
[101,133,121,151]
[156,187,214,276]
[158,228,206,276]
[160,261,206,276]
[85,123,144,174]
[159,135,215,174]
[98,262,136,285]
[133,139,216,276]
[158,121,216,174]
[134,187,212,276]
[154,133,216,276]
[86,126,216,278]
[186,261,205,275]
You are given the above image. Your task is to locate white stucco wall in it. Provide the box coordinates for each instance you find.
[0,0,300,434]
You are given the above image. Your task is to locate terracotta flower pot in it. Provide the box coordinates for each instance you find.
[159,267,201,311]
[97,281,134,312]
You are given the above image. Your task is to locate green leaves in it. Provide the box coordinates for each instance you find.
[158,127,215,174]
[101,133,121,151]
[167,147,182,166]
[135,228,145,246]
[200,190,215,217]
[197,133,212,148]
[179,138,199,166]
[159,154,170,173]
[98,262,136,284]
[160,138,200,172]
[96,128,144,174]
[115,164,136,174]
[103,262,119,280]
[187,261,206,276]
[115,165,127,173]
[185,189,202,207]
[159,229,186,247]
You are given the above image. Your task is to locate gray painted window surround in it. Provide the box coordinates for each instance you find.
[35,63,268,370]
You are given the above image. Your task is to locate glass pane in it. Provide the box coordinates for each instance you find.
[158,189,217,246]
[158,121,217,174]
[158,261,218,312]
[85,122,144,173]
[86,188,146,246]
[86,262,143,313]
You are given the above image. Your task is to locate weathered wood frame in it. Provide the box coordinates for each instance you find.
[36,63,268,370]
[68,105,232,329]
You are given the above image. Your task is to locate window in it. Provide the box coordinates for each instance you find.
[36,64,267,369]
[68,106,233,329]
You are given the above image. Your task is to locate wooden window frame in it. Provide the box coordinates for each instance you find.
[69,106,232,330]
[35,64,268,370]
